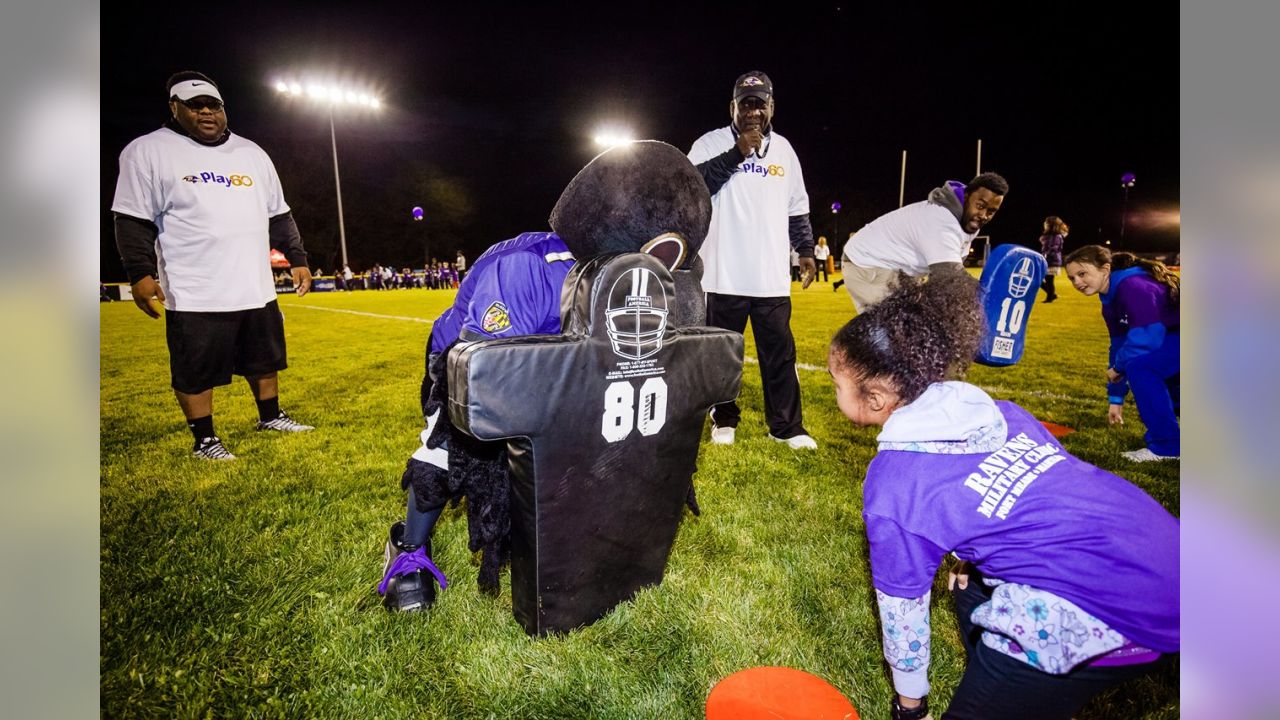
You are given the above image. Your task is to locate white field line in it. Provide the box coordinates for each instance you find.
[289,307,1079,403]
[287,304,434,324]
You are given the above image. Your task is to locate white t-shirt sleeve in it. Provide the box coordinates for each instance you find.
[262,152,291,217]
[687,132,721,165]
[111,140,160,221]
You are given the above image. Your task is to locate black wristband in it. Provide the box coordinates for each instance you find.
[891,695,929,720]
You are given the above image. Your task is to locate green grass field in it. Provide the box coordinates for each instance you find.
[100,274,1179,718]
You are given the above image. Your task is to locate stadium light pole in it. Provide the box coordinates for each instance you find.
[275,79,382,269]
[412,206,428,266]
[830,201,841,259]
[1119,172,1136,249]
[898,149,907,208]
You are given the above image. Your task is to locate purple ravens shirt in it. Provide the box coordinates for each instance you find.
[863,401,1179,653]
[430,232,575,353]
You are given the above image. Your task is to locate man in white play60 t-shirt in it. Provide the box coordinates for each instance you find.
[112,71,314,460]
[688,70,817,451]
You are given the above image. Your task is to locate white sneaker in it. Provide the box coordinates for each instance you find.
[193,436,236,460]
[256,412,315,433]
[710,425,736,445]
[1121,447,1178,462]
[773,433,818,450]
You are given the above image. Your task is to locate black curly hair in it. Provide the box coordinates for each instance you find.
[966,171,1009,197]
[829,272,984,404]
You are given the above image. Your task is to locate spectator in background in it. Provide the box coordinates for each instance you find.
[455,251,467,282]
[1038,216,1067,303]
[342,263,353,291]
[814,236,830,282]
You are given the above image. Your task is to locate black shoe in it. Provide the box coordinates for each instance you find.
[1044,295,1056,303]
[379,522,437,612]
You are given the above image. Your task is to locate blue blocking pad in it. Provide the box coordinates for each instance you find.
[976,244,1047,367]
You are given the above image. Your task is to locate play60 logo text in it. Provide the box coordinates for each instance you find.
[182,172,254,188]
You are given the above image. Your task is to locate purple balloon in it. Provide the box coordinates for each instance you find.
[831,202,842,212]
[1120,173,1136,187]
[412,206,424,220]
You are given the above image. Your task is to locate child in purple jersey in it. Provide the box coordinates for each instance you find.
[827,273,1178,720]
[1065,245,1180,462]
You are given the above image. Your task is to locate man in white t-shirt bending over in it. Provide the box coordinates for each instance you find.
[112,71,315,460]
[688,71,818,450]
[841,173,1008,312]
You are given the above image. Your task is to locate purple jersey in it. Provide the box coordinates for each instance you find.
[1099,266,1179,400]
[1039,233,1064,267]
[863,400,1179,653]
[430,232,575,352]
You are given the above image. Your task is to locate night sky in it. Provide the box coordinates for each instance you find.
[100,3,1179,279]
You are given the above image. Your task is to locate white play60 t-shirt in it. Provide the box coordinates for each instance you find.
[688,126,810,298]
[113,128,290,312]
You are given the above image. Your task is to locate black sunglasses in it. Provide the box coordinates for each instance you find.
[175,97,224,112]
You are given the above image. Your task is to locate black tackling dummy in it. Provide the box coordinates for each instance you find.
[378,142,739,634]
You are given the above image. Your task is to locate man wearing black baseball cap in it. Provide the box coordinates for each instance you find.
[112,71,315,460]
[688,71,818,450]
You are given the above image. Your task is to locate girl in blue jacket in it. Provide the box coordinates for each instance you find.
[1064,245,1180,462]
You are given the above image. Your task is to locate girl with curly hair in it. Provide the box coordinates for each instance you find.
[1064,245,1180,462]
[828,273,1178,720]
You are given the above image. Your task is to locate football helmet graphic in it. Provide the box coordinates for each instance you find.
[1007,256,1035,299]
[605,267,669,360]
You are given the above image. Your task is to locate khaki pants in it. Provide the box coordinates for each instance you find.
[841,260,903,313]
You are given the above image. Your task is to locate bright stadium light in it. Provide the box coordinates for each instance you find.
[592,123,636,150]
[275,76,384,268]
[593,129,635,149]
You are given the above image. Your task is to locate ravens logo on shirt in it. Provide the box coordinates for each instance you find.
[482,301,511,334]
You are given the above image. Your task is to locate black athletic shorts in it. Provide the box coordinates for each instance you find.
[165,300,288,394]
